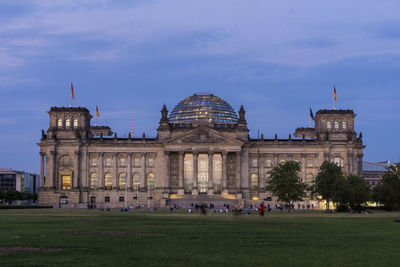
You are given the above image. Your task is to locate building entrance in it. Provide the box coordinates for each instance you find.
[198,154,209,193]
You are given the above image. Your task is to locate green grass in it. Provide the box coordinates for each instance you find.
[1,209,400,266]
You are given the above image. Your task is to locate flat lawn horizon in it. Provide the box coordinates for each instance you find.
[1,209,400,266]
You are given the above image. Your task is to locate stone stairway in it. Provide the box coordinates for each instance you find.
[167,194,242,209]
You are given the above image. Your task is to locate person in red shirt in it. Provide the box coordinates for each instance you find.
[259,201,265,219]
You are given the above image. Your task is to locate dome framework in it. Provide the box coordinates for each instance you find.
[169,94,238,125]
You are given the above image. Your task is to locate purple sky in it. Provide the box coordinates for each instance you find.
[1,0,400,173]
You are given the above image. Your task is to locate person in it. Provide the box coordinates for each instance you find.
[259,202,265,219]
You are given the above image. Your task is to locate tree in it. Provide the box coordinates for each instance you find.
[339,175,370,211]
[373,164,400,211]
[267,161,307,212]
[314,161,344,212]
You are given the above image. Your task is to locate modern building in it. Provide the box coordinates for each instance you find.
[362,161,391,187]
[0,168,40,204]
[38,93,365,208]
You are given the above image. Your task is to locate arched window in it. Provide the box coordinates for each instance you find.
[327,122,331,129]
[73,119,78,127]
[133,173,140,190]
[292,155,301,163]
[147,173,155,191]
[90,156,97,167]
[57,119,63,127]
[105,155,112,167]
[147,158,154,167]
[133,157,141,167]
[119,157,126,167]
[265,159,272,167]
[342,121,347,129]
[332,157,344,168]
[90,173,98,189]
[334,121,339,129]
[62,175,71,190]
[306,156,314,168]
[306,173,314,183]
[104,173,112,190]
[59,155,71,166]
[119,173,127,189]
[65,118,71,127]
[251,173,258,191]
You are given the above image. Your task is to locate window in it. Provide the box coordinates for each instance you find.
[251,173,258,191]
[90,173,98,189]
[147,173,155,191]
[332,157,344,168]
[306,173,314,183]
[334,121,339,129]
[59,155,71,166]
[264,173,271,188]
[73,119,78,127]
[327,122,331,129]
[57,119,63,127]
[133,157,141,167]
[105,156,112,167]
[306,156,314,168]
[62,175,71,190]
[119,157,126,167]
[292,155,301,163]
[119,196,124,202]
[105,196,110,202]
[133,173,140,190]
[104,173,112,190]
[90,156,97,167]
[342,121,347,129]
[265,159,272,167]
[251,158,258,167]
[65,118,71,127]
[119,173,127,189]
[147,158,154,167]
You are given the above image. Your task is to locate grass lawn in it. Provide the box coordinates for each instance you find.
[1,209,400,266]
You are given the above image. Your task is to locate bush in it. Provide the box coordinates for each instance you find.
[0,205,53,209]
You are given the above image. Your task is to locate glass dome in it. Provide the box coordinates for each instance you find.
[169,94,238,124]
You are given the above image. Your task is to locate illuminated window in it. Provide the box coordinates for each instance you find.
[120,157,126,167]
[148,158,154,167]
[90,156,97,167]
[332,157,344,168]
[104,173,112,190]
[65,118,71,127]
[306,156,314,168]
[59,155,71,166]
[62,175,71,190]
[334,121,339,129]
[292,155,301,163]
[73,119,78,127]
[251,173,258,191]
[147,173,155,191]
[90,173,98,189]
[251,158,258,167]
[198,154,209,194]
[105,156,112,167]
[327,122,331,129]
[57,119,63,127]
[342,121,347,129]
[119,173,127,189]
[133,157,141,167]
[265,159,272,167]
[306,173,314,183]
[184,153,193,193]
[133,173,140,190]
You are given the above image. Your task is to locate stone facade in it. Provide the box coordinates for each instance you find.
[38,94,365,208]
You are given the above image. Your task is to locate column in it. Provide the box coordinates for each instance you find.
[208,151,213,193]
[74,151,80,189]
[113,153,118,189]
[301,154,306,183]
[51,151,56,189]
[40,152,45,188]
[258,155,264,190]
[193,151,198,190]
[274,154,278,166]
[236,152,241,190]
[165,151,171,191]
[141,153,146,190]
[178,151,184,191]
[127,153,132,189]
[347,152,353,174]
[99,153,104,189]
[222,151,227,190]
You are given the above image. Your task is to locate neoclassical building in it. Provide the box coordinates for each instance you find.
[38,93,365,208]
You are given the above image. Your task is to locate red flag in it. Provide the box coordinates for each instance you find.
[96,105,100,117]
[71,82,75,101]
[334,86,337,102]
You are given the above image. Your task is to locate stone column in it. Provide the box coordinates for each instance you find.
[113,153,118,189]
[99,153,104,189]
[141,153,146,190]
[51,151,56,189]
[236,152,241,190]
[222,151,227,190]
[127,153,132,189]
[358,154,363,176]
[208,151,213,195]
[178,151,184,195]
[274,154,278,166]
[347,152,353,174]
[165,151,171,191]
[301,154,306,183]
[192,151,198,195]
[74,151,80,189]
[40,152,45,188]
[258,155,264,190]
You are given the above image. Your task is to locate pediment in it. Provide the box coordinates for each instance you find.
[165,126,243,146]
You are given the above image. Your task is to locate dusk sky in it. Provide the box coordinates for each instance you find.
[1,0,400,173]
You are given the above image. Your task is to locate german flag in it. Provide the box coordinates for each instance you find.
[334,86,337,102]
[96,105,100,117]
[71,82,75,101]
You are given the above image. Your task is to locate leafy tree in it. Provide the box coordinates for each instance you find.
[267,161,307,212]
[373,164,400,211]
[339,175,370,211]
[314,161,344,212]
